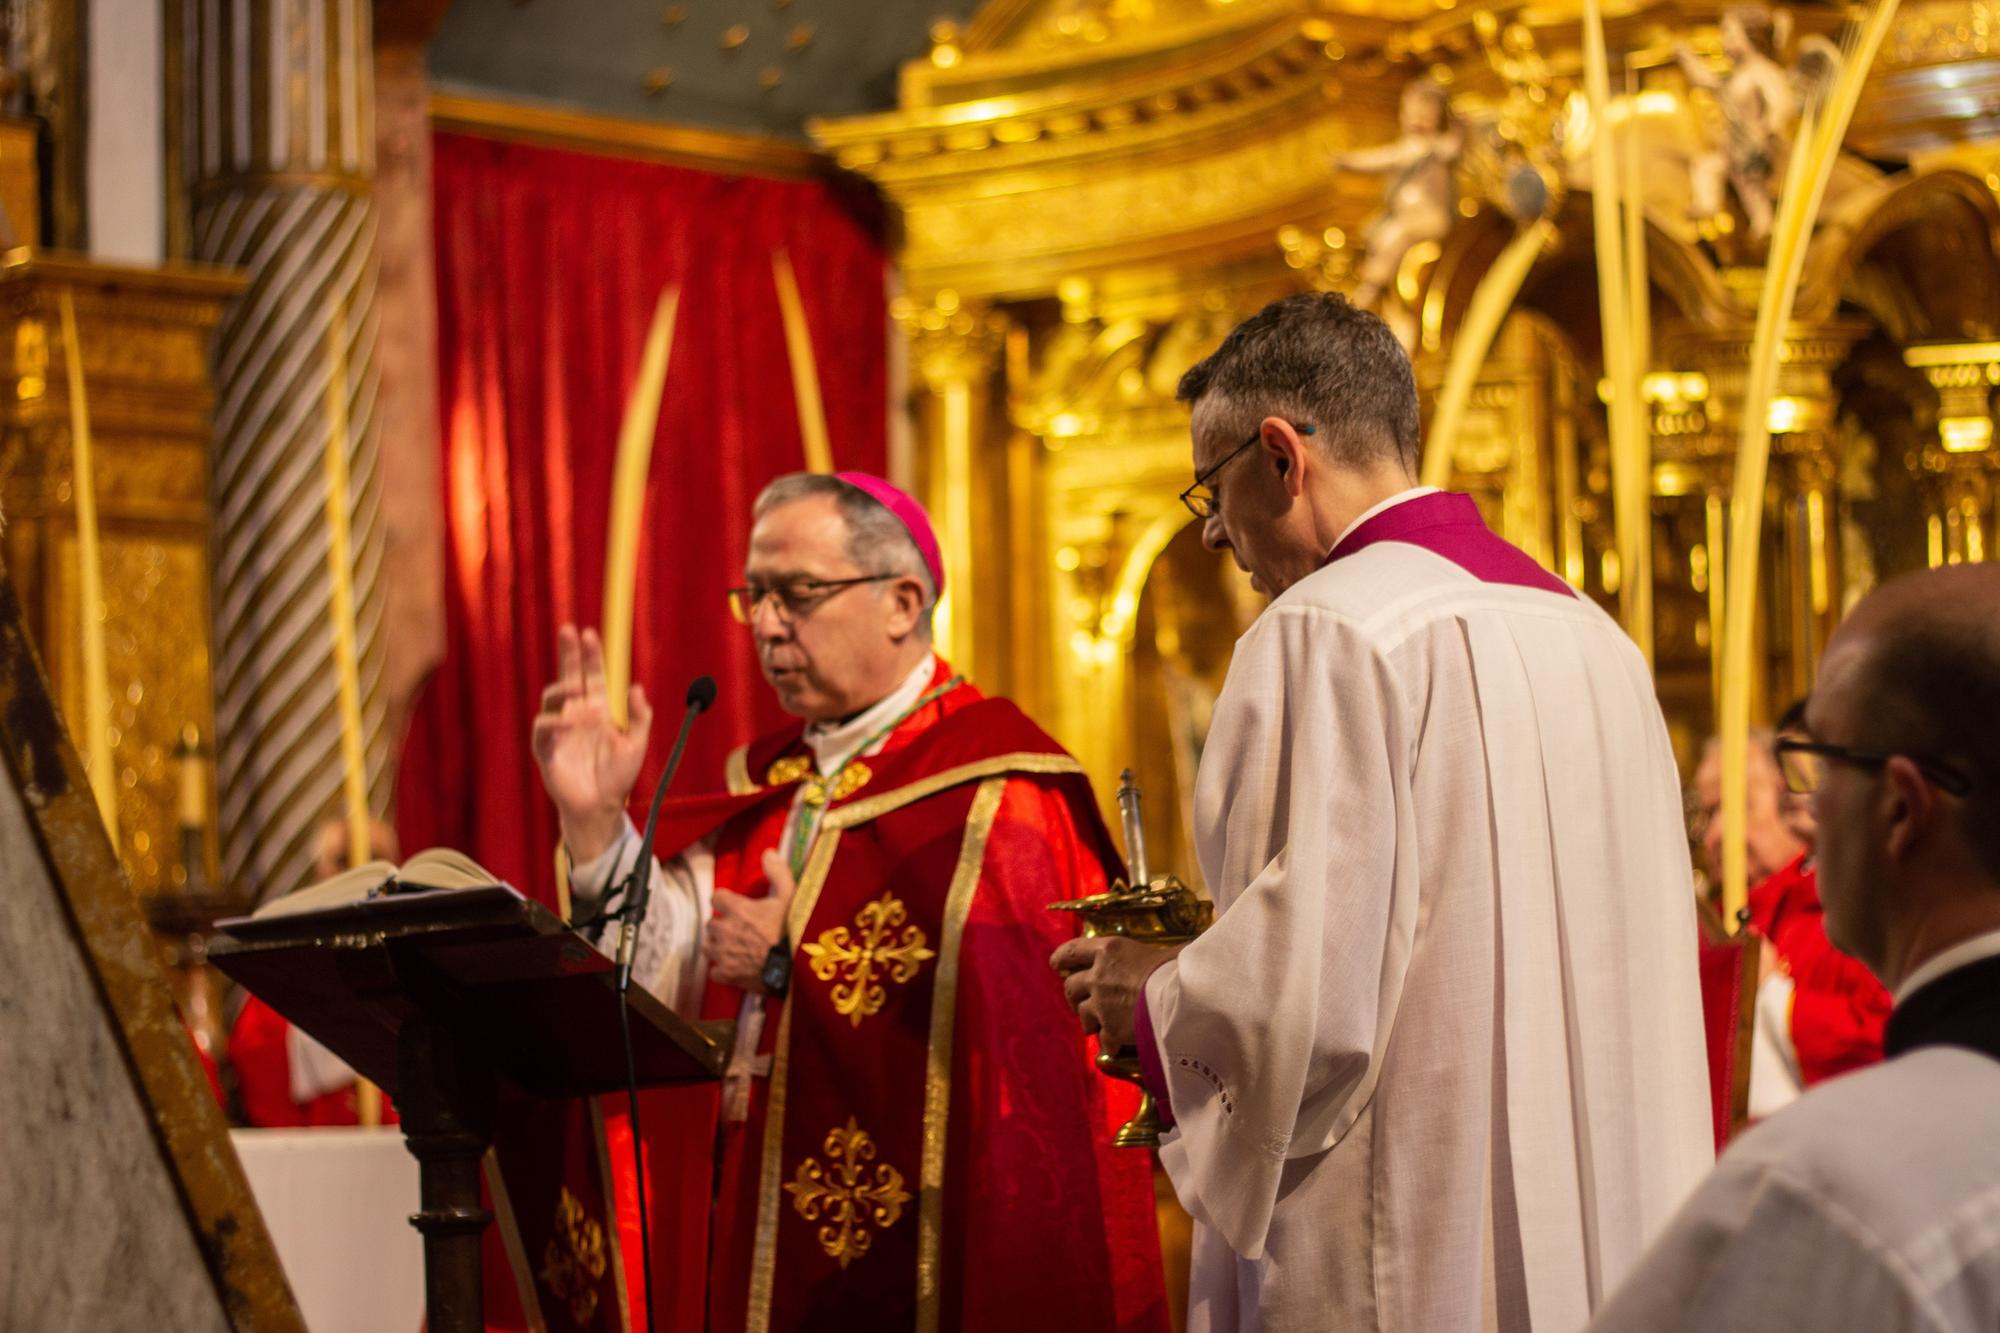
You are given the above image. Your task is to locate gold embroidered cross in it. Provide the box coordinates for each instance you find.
[766,753,813,787]
[766,753,873,806]
[538,1187,608,1325]
[784,1117,912,1268]
[800,892,937,1026]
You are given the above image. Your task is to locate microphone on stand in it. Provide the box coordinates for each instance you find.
[613,674,717,996]
[609,673,714,1333]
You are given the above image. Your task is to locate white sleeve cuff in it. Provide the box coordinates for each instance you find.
[566,814,641,902]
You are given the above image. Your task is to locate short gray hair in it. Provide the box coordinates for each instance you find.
[753,473,936,637]
[1176,292,1421,473]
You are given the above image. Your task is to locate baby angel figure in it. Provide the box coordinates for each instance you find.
[1335,79,1464,316]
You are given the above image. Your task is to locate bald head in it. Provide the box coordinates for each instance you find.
[1809,565,2000,983]
[1815,565,2000,878]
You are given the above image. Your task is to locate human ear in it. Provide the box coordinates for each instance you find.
[1263,419,1308,494]
[1881,756,1933,862]
[885,577,926,638]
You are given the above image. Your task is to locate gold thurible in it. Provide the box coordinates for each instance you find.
[1049,769,1211,1148]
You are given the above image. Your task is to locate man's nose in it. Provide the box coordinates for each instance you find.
[1201,511,1230,553]
[752,599,791,641]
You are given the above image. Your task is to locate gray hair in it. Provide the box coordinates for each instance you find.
[753,472,936,638]
[1176,292,1421,473]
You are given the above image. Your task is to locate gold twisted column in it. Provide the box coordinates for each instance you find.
[185,0,390,901]
[899,293,1007,681]
[1903,343,2000,567]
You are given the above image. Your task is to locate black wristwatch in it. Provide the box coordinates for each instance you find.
[760,938,793,999]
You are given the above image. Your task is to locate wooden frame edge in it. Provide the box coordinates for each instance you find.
[429,90,833,182]
[0,564,305,1332]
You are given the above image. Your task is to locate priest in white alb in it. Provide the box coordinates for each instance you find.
[1054,293,1713,1331]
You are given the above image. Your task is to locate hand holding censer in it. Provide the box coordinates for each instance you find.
[1050,769,1211,1149]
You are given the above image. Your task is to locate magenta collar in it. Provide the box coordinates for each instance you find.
[1324,491,1574,598]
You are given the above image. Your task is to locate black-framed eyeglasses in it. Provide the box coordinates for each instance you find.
[727,574,897,625]
[1180,422,1316,520]
[1773,736,1973,797]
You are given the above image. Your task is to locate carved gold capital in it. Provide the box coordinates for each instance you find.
[1901,343,1999,565]
[1904,342,2000,456]
[1655,324,1868,485]
[894,292,1007,392]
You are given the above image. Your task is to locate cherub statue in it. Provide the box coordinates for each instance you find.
[1673,5,1838,243]
[1335,79,1463,313]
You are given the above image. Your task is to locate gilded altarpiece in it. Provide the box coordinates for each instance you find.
[0,252,242,896]
[817,6,1401,856]
[821,0,2000,822]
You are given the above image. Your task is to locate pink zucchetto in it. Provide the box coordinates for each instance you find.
[836,471,944,597]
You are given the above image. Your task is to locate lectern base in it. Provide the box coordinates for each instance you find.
[398,1014,497,1333]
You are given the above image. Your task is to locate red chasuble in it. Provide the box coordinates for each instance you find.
[490,666,1167,1333]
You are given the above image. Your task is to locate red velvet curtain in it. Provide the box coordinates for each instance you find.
[397,132,889,902]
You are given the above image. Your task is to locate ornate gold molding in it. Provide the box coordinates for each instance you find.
[1903,340,2000,566]
[814,9,1394,300]
[897,293,1008,391]
[1854,0,2000,155]
[0,251,244,896]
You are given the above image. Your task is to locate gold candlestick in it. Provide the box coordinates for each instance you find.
[172,724,209,892]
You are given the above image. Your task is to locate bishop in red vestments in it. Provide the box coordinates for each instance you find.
[505,473,1165,1332]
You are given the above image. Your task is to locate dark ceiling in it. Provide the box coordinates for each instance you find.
[429,0,988,141]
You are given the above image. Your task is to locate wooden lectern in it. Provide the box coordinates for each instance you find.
[210,889,731,1333]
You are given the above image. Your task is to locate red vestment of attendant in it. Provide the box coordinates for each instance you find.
[228,995,400,1127]
[488,666,1167,1332]
[1745,852,1891,1085]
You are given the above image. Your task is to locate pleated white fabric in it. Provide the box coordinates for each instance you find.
[1147,532,1712,1332]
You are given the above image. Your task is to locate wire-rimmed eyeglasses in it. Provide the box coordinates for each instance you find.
[726,574,897,625]
[1180,422,1315,520]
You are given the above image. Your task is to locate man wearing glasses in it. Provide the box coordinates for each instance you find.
[1591,564,2000,1332]
[1054,292,1710,1330]
[530,472,1165,1331]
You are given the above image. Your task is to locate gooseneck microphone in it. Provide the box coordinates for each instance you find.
[610,673,714,1333]
[613,674,718,996]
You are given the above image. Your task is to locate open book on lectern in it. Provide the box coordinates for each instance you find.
[210,841,734,1099]
[219,846,526,940]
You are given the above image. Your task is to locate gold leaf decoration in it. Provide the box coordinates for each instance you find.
[800,892,937,1026]
[783,1118,913,1268]
[538,1187,608,1326]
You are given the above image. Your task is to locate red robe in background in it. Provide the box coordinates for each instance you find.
[1745,852,1892,1085]
[229,996,401,1128]
[487,666,1167,1332]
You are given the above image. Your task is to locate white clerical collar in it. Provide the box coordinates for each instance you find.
[1894,926,2000,1005]
[1327,486,1442,559]
[803,653,938,777]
